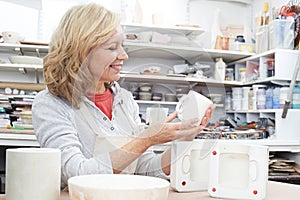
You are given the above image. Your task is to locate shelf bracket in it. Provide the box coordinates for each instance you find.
[14,47,24,56]
[35,68,40,83]
[35,48,40,57]
[18,68,27,74]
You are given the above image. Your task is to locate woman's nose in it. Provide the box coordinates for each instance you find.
[118,47,128,60]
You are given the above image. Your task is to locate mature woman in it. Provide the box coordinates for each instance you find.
[32,3,214,186]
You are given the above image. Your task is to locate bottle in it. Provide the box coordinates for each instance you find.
[272,87,281,109]
[239,68,246,82]
[292,85,300,109]
[225,92,232,110]
[248,88,253,110]
[257,87,266,109]
[266,87,273,109]
[214,58,226,81]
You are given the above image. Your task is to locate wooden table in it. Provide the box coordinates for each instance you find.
[1,181,300,200]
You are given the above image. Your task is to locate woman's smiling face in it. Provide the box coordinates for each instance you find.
[88,26,128,84]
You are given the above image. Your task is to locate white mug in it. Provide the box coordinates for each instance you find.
[176,90,213,126]
[146,107,169,124]
[6,148,61,200]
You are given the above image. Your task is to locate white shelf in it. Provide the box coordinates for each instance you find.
[122,23,205,36]
[0,133,39,147]
[0,63,43,70]
[120,73,242,86]
[226,109,283,113]
[123,41,254,63]
[0,43,48,54]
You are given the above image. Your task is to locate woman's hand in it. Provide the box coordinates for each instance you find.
[139,106,212,145]
[200,104,215,127]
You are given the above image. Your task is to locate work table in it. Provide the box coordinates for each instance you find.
[1,181,299,200]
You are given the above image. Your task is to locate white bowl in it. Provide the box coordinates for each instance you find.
[68,174,170,200]
[9,56,43,65]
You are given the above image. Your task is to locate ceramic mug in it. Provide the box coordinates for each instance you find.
[146,107,169,124]
[176,90,213,126]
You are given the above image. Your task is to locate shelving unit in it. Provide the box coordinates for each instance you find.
[0,24,299,153]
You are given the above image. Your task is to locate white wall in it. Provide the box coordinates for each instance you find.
[1,0,253,43]
[0,0,122,42]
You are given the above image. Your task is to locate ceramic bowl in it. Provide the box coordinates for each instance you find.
[68,174,170,200]
[139,92,152,100]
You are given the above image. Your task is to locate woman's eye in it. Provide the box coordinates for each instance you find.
[108,47,117,50]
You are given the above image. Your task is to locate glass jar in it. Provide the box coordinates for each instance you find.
[239,68,246,82]
[225,68,234,81]
[266,59,275,77]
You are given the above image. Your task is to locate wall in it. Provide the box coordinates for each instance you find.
[1,0,251,42]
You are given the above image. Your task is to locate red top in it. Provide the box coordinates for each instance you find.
[87,89,113,120]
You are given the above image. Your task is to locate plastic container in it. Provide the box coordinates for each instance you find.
[272,87,281,109]
[252,85,266,110]
[292,85,300,109]
[232,87,243,99]
[225,92,232,110]
[266,87,273,109]
[239,68,246,82]
[266,59,275,77]
[242,87,251,99]
[214,58,226,81]
[232,98,242,110]
[225,68,234,81]
[269,19,294,50]
[257,88,266,109]
[248,88,253,110]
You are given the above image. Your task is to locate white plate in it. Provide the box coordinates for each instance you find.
[9,56,43,65]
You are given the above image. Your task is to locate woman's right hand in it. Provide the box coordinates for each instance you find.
[139,112,203,146]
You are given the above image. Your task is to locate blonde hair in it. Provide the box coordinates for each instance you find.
[43,3,120,108]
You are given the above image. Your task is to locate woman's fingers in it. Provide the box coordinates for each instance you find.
[164,111,178,123]
[201,104,215,126]
[176,125,203,141]
[180,118,200,129]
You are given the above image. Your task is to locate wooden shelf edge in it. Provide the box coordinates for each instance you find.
[0,82,45,91]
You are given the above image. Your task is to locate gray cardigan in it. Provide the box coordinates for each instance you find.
[32,83,166,185]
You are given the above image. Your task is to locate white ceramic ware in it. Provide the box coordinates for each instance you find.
[146,107,169,124]
[68,174,170,200]
[6,148,61,200]
[208,142,269,200]
[171,139,217,192]
[9,55,43,65]
[2,31,22,43]
[176,90,213,126]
